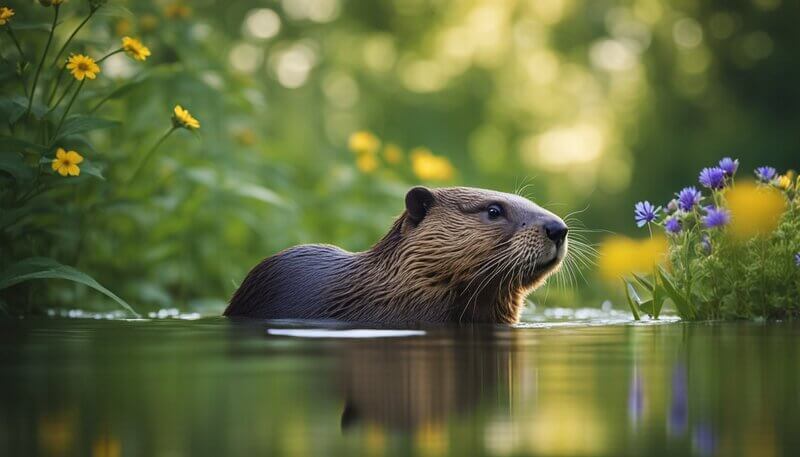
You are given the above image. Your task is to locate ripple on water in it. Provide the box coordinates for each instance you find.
[266,329,426,338]
[518,306,680,328]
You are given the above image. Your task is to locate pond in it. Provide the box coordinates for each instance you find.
[1,310,798,456]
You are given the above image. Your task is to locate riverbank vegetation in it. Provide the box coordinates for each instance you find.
[624,159,800,320]
[1,1,798,319]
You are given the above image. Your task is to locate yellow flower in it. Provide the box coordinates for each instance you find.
[598,235,667,282]
[0,7,14,26]
[165,3,191,19]
[66,54,100,81]
[727,181,786,240]
[410,147,454,181]
[172,105,200,130]
[383,143,403,165]
[121,36,151,61]
[348,131,380,156]
[776,174,793,191]
[51,148,83,177]
[356,154,379,173]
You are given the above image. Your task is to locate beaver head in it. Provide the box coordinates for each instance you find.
[337,186,568,323]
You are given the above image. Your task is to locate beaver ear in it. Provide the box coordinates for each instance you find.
[405,186,435,225]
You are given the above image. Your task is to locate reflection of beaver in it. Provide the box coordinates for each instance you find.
[225,187,568,323]
[338,326,518,431]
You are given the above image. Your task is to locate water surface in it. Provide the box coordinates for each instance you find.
[1,311,798,456]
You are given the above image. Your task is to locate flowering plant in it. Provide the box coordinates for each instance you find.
[0,1,197,317]
[625,158,800,320]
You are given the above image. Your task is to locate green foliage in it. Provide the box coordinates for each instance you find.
[686,212,800,319]
[0,257,137,316]
[0,1,182,315]
[3,0,799,316]
[626,174,800,321]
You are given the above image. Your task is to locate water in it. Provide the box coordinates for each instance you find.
[1,311,798,457]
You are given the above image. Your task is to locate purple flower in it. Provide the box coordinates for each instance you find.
[718,157,739,176]
[634,201,660,228]
[677,186,702,211]
[699,167,726,190]
[755,166,777,182]
[703,207,730,229]
[795,253,800,267]
[665,217,682,234]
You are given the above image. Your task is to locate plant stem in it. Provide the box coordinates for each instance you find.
[97,48,123,63]
[26,6,60,117]
[47,78,76,115]
[51,79,85,142]
[89,90,115,114]
[47,65,67,105]
[127,127,178,183]
[682,228,693,315]
[50,9,96,68]
[6,27,26,60]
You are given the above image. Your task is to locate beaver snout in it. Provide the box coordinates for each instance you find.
[544,219,569,247]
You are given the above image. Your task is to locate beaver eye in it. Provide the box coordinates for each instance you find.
[487,204,503,220]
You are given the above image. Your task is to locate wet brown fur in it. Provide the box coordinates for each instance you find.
[225,187,567,324]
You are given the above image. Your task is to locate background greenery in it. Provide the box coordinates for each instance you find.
[2,0,798,316]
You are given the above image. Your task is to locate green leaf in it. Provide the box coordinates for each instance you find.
[638,299,656,316]
[657,267,695,320]
[0,205,36,231]
[94,4,134,18]
[0,96,28,125]
[228,182,284,206]
[98,72,152,101]
[0,152,35,182]
[624,280,641,321]
[0,95,48,121]
[632,272,654,292]
[80,160,105,180]
[651,267,663,319]
[0,257,139,317]
[625,278,658,318]
[0,135,48,154]
[55,116,120,140]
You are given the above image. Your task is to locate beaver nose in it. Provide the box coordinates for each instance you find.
[544,220,568,246]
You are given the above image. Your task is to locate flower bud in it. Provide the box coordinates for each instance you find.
[87,0,107,11]
[667,199,679,214]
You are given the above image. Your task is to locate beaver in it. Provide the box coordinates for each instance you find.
[224,186,568,324]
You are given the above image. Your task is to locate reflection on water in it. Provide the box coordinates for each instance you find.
[0,313,798,456]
